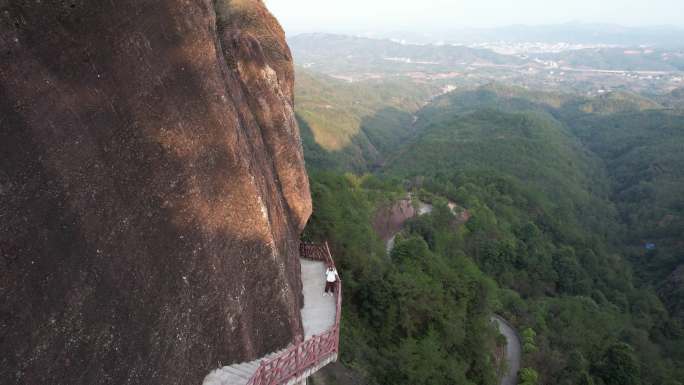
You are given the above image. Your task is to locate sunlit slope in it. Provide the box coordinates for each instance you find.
[422,83,662,117]
[384,95,616,237]
[386,109,601,197]
[295,69,437,171]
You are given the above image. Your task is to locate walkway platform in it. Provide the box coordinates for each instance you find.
[300,258,336,338]
[203,257,337,385]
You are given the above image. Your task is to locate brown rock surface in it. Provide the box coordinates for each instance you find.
[372,198,417,243]
[0,0,311,384]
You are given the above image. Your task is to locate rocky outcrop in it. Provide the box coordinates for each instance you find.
[372,198,418,244]
[372,196,469,247]
[0,1,310,384]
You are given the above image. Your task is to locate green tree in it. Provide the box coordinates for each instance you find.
[521,328,538,354]
[519,368,539,385]
[595,343,641,385]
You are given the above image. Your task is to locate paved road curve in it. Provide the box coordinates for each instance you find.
[492,315,522,385]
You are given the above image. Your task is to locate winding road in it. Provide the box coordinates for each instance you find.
[381,197,465,254]
[378,197,518,385]
[492,315,522,385]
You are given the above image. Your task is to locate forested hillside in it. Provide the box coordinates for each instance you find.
[295,69,438,171]
[535,47,684,72]
[381,89,684,384]
[657,87,684,109]
[304,173,500,385]
[562,110,684,323]
[297,75,684,385]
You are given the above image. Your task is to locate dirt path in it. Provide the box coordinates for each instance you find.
[492,315,522,385]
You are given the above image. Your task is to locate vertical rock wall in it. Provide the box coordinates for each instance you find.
[0,0,311,383]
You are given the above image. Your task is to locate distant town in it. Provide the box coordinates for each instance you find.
[290,33,684,96]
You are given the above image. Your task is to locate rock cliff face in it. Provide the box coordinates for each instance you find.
[0,1,311,384]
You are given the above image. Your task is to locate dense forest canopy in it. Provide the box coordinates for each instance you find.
[298,72,684,385]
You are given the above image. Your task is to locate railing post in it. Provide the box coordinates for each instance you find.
[324,241,332,266]
[295,342,301,380]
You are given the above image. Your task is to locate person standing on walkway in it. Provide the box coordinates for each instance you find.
[324,265,339,296]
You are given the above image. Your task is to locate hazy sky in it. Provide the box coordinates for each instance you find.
[264,0,684,34]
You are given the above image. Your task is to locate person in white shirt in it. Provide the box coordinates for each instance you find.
[324,265,339,296]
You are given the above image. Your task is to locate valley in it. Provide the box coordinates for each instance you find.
[295,33,684,385]
[3,2,682,385]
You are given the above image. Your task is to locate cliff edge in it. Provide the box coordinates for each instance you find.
[0,0,311,383]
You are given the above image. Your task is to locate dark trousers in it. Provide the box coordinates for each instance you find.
[325,281,336,293]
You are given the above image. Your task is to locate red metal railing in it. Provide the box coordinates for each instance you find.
[246,242,341,385]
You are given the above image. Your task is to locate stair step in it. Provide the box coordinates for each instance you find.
[232,363,257,377]
[241,363,259,374]
[220,366,250,380]
[204,257,339,385]
[267,349,287,359]
[238,362,257,371]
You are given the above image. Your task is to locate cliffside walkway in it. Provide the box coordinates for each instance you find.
[204,243,341,385]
